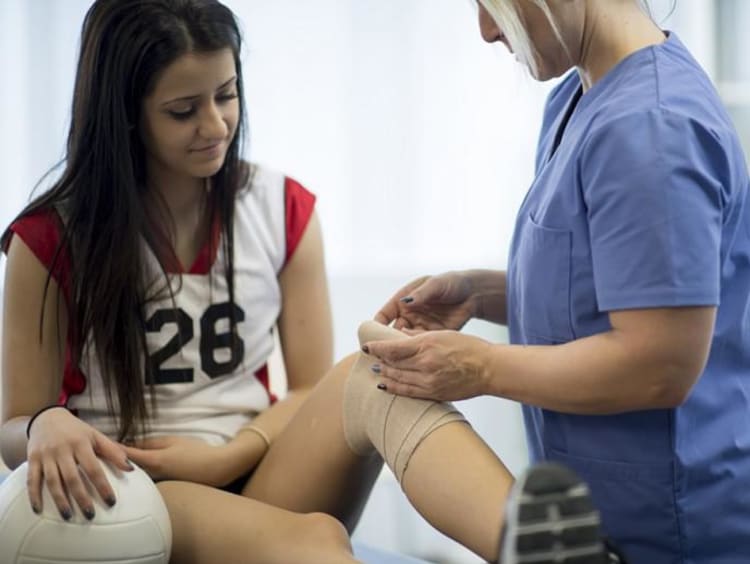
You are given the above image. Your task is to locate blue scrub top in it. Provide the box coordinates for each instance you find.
[507,33,750,564]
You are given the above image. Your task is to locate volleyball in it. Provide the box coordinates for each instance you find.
[0,460,171,564]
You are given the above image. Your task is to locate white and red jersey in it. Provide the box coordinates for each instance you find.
[8,164,315,445]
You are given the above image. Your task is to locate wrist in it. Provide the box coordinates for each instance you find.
[26,405,69,439]
[224,425,270,476]
[466,269,507,324]
[479,342,510,398]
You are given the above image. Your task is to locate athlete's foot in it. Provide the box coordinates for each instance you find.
[499,462,626,564]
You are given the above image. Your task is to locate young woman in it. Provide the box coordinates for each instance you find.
[0,1,377,562]
[0,1,623,563]
[370,1,750,563]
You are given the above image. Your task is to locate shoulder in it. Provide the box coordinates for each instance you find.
[3,207,65,264]
[236,162,316,213]
[2,207,72,299]
[233,162,318,268]
[586,33,737,142]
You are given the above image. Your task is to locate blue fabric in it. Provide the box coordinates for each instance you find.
[507,33,750,564]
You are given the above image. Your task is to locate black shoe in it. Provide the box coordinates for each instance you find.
[499,462,616,564]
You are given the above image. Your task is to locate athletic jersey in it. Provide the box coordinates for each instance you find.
[7,164,315,445]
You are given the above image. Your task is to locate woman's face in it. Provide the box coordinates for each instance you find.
[478,1,578,81]
[140,48,240,183]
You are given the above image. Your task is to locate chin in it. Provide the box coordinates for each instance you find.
[532,65,568,82]
[192,159,226,178]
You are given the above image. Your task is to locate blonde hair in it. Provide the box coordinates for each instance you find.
[478,0,655,77]
[477,0,563,77]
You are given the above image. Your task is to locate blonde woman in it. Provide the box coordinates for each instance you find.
[372,1,750,563]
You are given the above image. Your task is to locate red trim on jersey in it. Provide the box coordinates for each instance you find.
[8,210,72,304]
[189,215,221,275]
[254,364,278,404]
[284,177,316,266]
[6,210,85,407]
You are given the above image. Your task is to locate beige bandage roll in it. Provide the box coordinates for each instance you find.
[342,320,467,483]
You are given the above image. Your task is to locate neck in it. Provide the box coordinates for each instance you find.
[144,166,213,270]
[575,2,665,91]
[146,166,208,223]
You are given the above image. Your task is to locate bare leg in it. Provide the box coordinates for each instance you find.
[166,320,606,564]
[158,480,360,564]
[401,422,512,561]
[243,354,383,531]
[243,337,512,561]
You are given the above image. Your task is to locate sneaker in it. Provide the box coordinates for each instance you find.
[499,462,621,564]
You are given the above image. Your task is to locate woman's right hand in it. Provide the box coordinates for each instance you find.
[375,271,478,331]
[26,407,133,520]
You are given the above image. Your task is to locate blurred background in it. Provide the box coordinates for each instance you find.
[0,1,748,562]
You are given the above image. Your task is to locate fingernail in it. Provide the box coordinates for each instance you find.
[61,508,72,521]
[377,383,387,391]
[361,345,370,354]
[371,364,381,374]
[84,507,96,520]
[105,495,116,507]
[400,296,414,304]
[31,504,41,514]
[125,459,135,471]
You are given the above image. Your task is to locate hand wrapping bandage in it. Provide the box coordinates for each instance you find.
[342,320,468,483]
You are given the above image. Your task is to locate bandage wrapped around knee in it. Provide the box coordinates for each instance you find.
[342,320,467,483]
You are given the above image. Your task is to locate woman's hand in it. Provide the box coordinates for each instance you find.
[123,436,231,487]
[123,434,266,488]
[26,407,133,520]
[374,272,478,331]
[363,330,494,401]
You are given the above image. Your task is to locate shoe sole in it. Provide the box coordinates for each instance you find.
[500,462,609,564]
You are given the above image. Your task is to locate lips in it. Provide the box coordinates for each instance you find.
[192,143,221,153]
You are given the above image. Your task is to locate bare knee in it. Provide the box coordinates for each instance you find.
[296,512,354,561]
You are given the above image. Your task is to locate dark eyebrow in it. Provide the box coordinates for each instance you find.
[161,76,237,106]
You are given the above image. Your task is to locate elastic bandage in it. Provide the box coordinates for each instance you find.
[342,320,467,483]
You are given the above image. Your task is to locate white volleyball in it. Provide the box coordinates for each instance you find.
[0,460,171,564]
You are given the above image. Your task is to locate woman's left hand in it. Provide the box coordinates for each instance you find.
[122,436,235,487]
[364,330,494,401]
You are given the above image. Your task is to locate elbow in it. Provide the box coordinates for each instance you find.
[0,419,29,471]
[646,362,703,409]
[651,383,691,409]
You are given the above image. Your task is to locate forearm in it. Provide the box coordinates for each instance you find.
[466,269,508,325]
[484,331,696,414]
[220,388,313,482]
[0,417,31,469]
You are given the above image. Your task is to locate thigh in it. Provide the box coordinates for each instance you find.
[243,354,382,531]
[157,480,357,564]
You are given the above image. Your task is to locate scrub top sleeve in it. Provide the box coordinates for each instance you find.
[579,110,725,311]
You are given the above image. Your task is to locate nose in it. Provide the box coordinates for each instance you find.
[198,101,229,140]
[478,4,503,43]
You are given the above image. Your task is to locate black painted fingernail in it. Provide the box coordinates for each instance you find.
[371,364,381,374]
[84,507,96,520]
[361,345,370,354]
[31,504,41,514]
[105,495,116,507]
[61,508,72,521]
[377,383,387,391]
[400,296,414,304]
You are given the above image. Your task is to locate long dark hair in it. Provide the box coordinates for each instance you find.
[1,0,247,441]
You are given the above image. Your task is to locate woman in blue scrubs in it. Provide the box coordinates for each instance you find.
[369,1,750,562]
